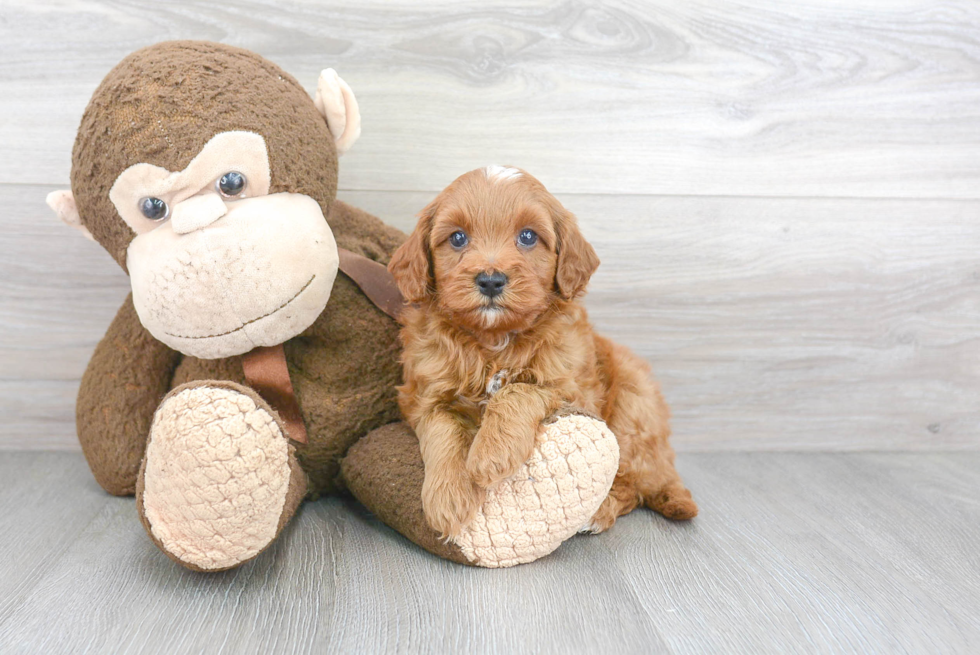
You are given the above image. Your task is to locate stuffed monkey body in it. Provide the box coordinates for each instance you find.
[50,41,618,571]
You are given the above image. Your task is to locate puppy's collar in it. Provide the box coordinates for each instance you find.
[486,369,509,397]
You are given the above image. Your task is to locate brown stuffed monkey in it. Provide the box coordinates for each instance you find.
[48,41,619,571]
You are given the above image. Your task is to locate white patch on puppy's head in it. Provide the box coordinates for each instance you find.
[484,165,522,183]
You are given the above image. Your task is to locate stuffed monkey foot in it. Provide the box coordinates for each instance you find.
[342,411,619,568]
[135,381,307,572]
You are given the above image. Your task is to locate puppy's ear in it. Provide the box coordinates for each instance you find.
[389,200,437,303]
[551,201,600,300]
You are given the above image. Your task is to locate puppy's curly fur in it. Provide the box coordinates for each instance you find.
[389,166,697,538]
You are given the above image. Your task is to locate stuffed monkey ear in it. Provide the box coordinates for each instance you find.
[46,189,95,241]
[388,202,438,303]
[314,68,361,156]
[552,202,600,300]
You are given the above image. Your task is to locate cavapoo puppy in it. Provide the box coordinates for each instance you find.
[388,165,697,538]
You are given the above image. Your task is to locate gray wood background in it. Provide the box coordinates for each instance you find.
[2,2,980,654]
[1,0,978,452]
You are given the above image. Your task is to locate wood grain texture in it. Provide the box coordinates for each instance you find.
[5,185,977,451]
[0,451,977,654]
[2,0,979,197]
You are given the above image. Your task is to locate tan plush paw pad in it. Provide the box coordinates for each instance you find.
[453,414,619,568]
[141,386,291,571]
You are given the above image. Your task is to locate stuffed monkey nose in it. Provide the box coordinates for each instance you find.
[170,194,228,234]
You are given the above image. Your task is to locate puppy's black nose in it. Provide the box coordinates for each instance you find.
[475,271,508,298]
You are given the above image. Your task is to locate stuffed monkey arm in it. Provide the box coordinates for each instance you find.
[342,410,621,569]
[77,293,181,495]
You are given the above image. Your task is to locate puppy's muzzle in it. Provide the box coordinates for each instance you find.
[475,271,508,299]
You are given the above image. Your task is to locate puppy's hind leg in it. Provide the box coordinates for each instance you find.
[612,413,698,521]
[601,343,698,523]
[582,473,640,533]
[639,450,698,521]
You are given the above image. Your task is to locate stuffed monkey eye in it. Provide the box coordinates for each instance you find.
[217,171,247,197]
[138,197,169,221]
[449,230,469,249]
[517,228,538,247]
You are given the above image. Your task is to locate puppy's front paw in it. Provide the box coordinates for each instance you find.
[421,467,485,538]
[466,424,537,488]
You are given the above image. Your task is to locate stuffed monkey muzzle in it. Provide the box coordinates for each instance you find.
[104,130,340,360]
[127,193,339,360]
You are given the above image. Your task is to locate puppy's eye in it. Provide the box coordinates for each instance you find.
[138,197,169,221]
[217,171,246,197]
[449,230,469,249]
[517,228,538,247]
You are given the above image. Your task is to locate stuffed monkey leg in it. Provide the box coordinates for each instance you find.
[341,411,620,568]
[136,380,308,572]
[76,294,181,495]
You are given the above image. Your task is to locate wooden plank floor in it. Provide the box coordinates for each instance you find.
[0,451,977,654]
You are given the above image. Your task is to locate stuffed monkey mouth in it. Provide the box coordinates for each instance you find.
[161,274,316,340]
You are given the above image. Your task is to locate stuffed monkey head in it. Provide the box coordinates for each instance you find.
[47,41,362,359]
